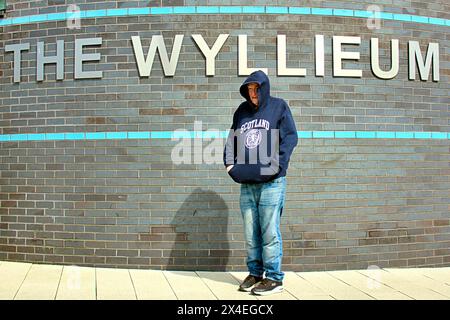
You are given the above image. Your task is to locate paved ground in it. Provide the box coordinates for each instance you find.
[0,260,449,300]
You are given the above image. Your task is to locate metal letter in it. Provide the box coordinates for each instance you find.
[131,35,184,77]
[75,37,103,79]
[192,34,229,76]
[277,35,306,76]
[4,43,30,83]
[371,38,399,79]
[408,41,439,81]
[315,35,325,77]
[333,36,362,77]
[238,35,268,76]
[37,40,64,81]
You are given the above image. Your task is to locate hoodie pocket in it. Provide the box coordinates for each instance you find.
[228,164,279,184]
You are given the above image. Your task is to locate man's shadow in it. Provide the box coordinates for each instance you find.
[167,188,230,272]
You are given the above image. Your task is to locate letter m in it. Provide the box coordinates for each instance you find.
[131,35,184,77]
[408,41,439,81]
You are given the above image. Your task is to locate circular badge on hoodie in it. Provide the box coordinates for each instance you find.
[245,129,262,149]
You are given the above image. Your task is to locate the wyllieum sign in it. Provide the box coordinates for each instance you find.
[4,34,440,83]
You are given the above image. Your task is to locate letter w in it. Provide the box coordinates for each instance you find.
[131,35,184,76]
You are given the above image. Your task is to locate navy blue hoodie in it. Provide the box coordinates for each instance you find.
[224,70,298,184]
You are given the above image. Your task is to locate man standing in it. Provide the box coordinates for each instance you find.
[224,70,298,295]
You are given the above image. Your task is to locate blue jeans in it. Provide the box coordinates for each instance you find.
[239,176,286,282]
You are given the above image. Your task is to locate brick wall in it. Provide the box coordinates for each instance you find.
[0,1,449,271]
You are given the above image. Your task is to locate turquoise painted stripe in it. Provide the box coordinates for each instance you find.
[173,6,196,14]
[151,131,173,139]
[266,6,289,14]
[289,7,311,15]
[333,9,354,17]
[311,8,333,16]
[200,131,223,139]
[106,132,127,139]
[396,132,414,139]
[429,17,446,26]
[65,133,85,140]
[393,14,411,22]
[220,6,242,14]
[356,131,376,139]
[46,133,65,140]
[197,6,219,14]
[11,16,30,24]
[298,131,313,138]
[242,6,265,14]
[313,131,334,138]
[128,8,150,15]
[335,131,356,138]
[379,12,393,20]
[85,10,106,18]
[354,10,372,18]
[29,14,49,23]
[128,131,150,139]
[86,132,106,140]
[414,132,431,139]
[1,6,448,28]
[106,9,129,17]
[411,15,429,24]
[27,134,46,141]
[1,131,450,142]
[151,7,173,15]
[47,12,68,21]
[431,132,447,139]
[376,132,396,139]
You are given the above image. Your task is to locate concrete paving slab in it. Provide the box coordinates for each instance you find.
[129,269,177,300]
[297,271,374,300]
[358,268,448,300]
[96,267,136,300]
[383,268,450,299]
[56,265,96,300]
[0,261,32,299]
[14,264,63,300]
[326,270,412,300]
[418,267,450,285]
[163,271,217,300]
[283,272,335,300]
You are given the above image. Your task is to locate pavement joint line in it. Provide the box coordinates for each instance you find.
[55,265,65,300]
[361,269,439,300]
[128,269,138,300]
[196,271,220,300]
[12,263,33,301]
[94,268,98,300]
[326,271,376,299]
[162,270,179,300]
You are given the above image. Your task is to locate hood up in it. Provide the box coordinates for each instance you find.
[239,70,271,110]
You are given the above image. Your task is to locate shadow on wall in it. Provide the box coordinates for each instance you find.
[167,188,230,271]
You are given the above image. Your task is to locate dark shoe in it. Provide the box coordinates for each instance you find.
[238,274,263,292]
[251,278,283,296]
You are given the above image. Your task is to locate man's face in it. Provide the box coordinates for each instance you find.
[247,83,259,107]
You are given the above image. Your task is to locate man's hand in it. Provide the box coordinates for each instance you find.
[226,165,234,173]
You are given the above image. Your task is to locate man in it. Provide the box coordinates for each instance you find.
[223,70,298,295]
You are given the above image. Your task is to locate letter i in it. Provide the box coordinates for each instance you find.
[315,35,325,77]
